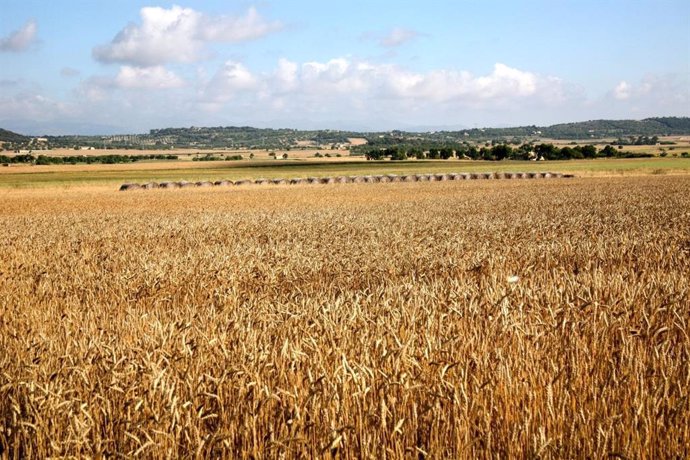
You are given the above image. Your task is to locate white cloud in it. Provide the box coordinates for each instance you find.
[60,67,81,78]
[0,90,67,122]
[380,27,421,47]
[195,58,571,125]
[258,59,559,104]
[0,20,37,52]
[361,27,423,48]
[199,60,258,108]
[273,58,299,92]
[474,63,538,98]
[77,76,114,102]
[93,6,281,66]
[605,74,689,117]
[115,66,185,89]
[613,80,631,100]
[22,59,686,133]
[198,7,283,42]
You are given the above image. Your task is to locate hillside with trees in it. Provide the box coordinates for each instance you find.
[1,117,688,152]
[0,128,28,143]
[539,117,690,139]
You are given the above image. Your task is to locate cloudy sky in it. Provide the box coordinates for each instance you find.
[1,0,688,134]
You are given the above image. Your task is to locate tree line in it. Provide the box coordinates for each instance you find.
[0,154,178,165]
[361,143,654,161]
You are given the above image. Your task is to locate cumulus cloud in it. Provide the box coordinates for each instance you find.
[115,66,185,89]
[74,65,185,105]
[196,58,571,123]
[264,59,560,104]
[2,58,592,133]
[93,6,281,66]
[0,90,67,122]
[199,60,258,109]
[0,20,38,52]
[607,74,689,116]
[613,80,631,100]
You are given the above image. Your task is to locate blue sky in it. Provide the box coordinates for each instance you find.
[1,0,688,134]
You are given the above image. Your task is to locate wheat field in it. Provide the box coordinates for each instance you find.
[1,176,688,458]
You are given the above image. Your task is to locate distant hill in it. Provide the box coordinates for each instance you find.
[0,128,28,143]
[539,117,690,139]
[2,117,688,150]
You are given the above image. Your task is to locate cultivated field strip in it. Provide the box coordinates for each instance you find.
[119,171,572,190]
[1,177,689,458]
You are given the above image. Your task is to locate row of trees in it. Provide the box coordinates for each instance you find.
[614,135,659,146]
[192,153,244,161]
[0,154,178,165]
[363,143,654,161]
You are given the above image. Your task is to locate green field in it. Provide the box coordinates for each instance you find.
[1,157,689,189]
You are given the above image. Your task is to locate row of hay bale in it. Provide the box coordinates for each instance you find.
[119,172,571,191]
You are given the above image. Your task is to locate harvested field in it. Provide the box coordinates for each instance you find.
[118,171,573,191]
[1,176,689,458]
[2,157,690,189]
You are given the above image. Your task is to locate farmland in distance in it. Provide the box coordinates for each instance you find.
[0,176,689,457]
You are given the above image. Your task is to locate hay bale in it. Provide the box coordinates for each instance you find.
[119,183,141,191]
[254,178,269,185]
[436,173,450,181]
[417,174,430,181]
[448,173,460,180]
[289,178,304,185]
[386,174,401,182]
[335,176,349,183]
[272,178,287,185]
[400,175,415,182]
[178,181,195,188]
[376,175,389,183]
[350,176,365,183]
[214,180,232,186]
[234,179,249,186]
[563,174,575,178]
[554,172,563,178]
[363,175,376,183]
[142,182,159,189]
[159,181,179,189]
[322,177,336,184]
[196,181,213,187]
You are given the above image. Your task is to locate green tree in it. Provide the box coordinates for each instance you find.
[600,145,617,157]
[491,144,512,160]
[580,145,597,158]
[387,147,407,161]
[365,149,383,160]
[534,143,558,160]
[439,147,454,159]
